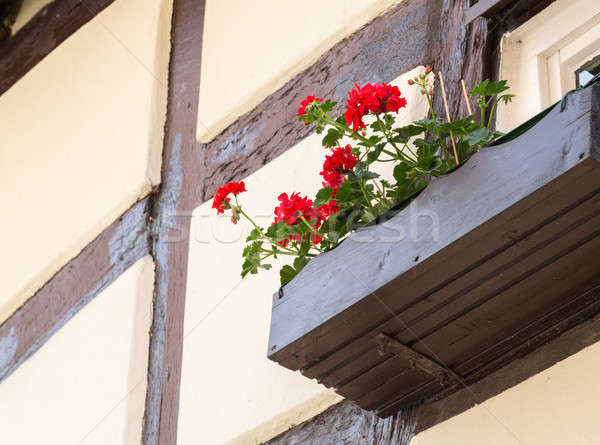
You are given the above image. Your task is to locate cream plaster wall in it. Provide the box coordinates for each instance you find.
[12,0,52,31]
[197,0,406,142]
[179,68,430,445]
[412,341,600,445]
[0,255,154,445]
[0,0,172,323]
[497,0,600,132]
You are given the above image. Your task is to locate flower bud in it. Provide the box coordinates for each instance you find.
[420,89,426,95]
[408,79,414,85]
[414,77,418,82]
[419,73,425,80]
[429,89,433,96]
[425,66,432,73]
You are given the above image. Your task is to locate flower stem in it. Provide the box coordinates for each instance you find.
[298,215,325,240]
[237,206,297,255]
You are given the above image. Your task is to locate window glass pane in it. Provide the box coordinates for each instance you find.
[576,54,600,87]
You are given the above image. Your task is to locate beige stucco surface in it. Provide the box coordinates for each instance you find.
[0,255,154,445]
[12,0,53,31]
[197,0,405,142]
[497,0,600,132]
[412,340,600,445]
[179,68,430,445]
[0,0,172,323]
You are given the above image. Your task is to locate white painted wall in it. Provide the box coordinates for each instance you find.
[197,0,406,142]
[0,255,154,445]
[0,0,172,323]
[497,0,600,132]
[412,341,600,445]
[179,68,430,445]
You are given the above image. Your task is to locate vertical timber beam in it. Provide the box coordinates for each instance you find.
[142,0,206,443]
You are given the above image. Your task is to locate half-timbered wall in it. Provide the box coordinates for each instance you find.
[2,0,599,444]
[0,0,171,322]
[0,255,154,444]
[196,0,405,142]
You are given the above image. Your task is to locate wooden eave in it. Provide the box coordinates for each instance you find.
[268,84,600,417]
[465,0,514,24]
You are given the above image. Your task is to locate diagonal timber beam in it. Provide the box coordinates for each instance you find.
[0,196,153,384]
[0,0,117,96]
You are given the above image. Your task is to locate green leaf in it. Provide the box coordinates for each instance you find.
[298,238,311,257]
[321,99,336,114]
[366,143,386,164]
[470,79,510,97]
[280,265,298,285]
[370,120,384,132]
[393,124,426,142]
[353,162,379,181]
[383,113,395,129]
[322,128,343,148]
[465,127,492,147]
[293,256,310,271]
[314,187,334,207]
[469,79,489,97]
[246,228,262,242]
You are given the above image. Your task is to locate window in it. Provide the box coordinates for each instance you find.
[497,0,600,132]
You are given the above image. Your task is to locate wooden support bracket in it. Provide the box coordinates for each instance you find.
[373,333,461,388]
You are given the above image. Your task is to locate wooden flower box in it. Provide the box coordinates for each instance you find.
[267,84,600,417]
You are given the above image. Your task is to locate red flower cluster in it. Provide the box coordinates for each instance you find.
[273,192,339,246]
[297,95,323,117]
[344,82,407,131]
[317,200,340,219]
[274,192,320,225]
[212,181,246,214]
[320,145,358,190]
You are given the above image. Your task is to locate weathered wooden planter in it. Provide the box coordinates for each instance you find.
[268,84,600,417]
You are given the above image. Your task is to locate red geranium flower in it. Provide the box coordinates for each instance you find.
[297,95,323,117]
[212,181,246,214]
[320,145,358,190]
[273,192,328,246]
[317,200,340,219]
[344,82,407,131]
[274,192,320,225]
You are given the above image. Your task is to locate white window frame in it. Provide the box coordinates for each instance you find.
[497,0,600,132]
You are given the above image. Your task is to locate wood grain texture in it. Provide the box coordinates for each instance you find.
[141,0,206,444]
[198,0,440,204]
[265,400,419,445]
[415,297,600,432]
[464,0,513,23]
[0,196,152,383]
[0,0,116,96]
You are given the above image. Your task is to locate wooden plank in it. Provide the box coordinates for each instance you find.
[0,197,152,383]
[360,229,600,413]
[269,84,600,365]
[297,169,600,379]
[313,189,600,389]
[464,0,513,24]
[415,291,600,431]
[380,280,600,418]
[373,333,460,387]
[141,1,206,444]
[265,399,419,445]
[0,0,116,96]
